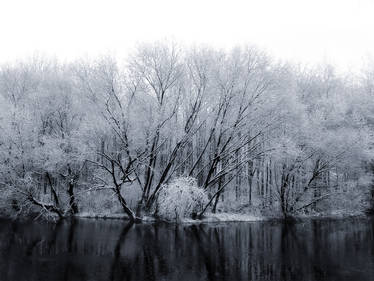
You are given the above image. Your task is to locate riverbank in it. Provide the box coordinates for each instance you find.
[74,210,368,224]
[2,207,367,223]
[74,211,266,223]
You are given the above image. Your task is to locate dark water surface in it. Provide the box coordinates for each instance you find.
[0,217,373,281]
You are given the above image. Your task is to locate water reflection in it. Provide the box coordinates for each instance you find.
[0,217,373,281]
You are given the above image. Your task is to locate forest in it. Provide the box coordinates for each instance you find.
[0,42,373,222]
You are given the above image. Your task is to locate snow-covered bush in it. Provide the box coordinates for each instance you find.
[155,177,208,221]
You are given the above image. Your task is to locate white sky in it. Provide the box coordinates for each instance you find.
[0,0,374,72]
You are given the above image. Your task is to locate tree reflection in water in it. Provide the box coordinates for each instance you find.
[0,217,374,281]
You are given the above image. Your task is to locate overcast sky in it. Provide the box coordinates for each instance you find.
[0,0,373,72]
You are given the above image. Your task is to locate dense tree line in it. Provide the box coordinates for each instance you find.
[0,43,373,221]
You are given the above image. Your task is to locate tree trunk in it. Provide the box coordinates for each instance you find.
[67,181,78,214]
[114,185,140,223]
[67,165,79,214]
[212,178,223,213]
[248,160,253,205]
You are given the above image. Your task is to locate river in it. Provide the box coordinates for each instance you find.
[0,217,373,281]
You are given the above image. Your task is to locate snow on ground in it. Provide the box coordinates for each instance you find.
[75,211,367,224]
[75,212,265,223]
[190,213,264,223]
[75,212,128,219]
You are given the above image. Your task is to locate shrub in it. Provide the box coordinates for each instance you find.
[155,177,208,221]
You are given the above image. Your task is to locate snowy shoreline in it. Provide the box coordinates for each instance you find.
[74,211,369,224]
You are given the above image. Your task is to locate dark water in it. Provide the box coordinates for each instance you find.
[0,217,373,281]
